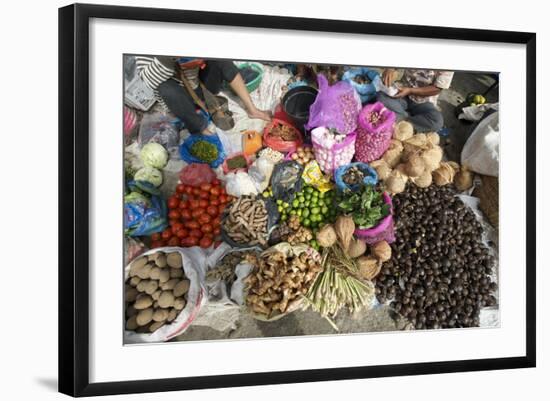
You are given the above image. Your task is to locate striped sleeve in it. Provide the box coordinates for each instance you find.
[135,56,175,90]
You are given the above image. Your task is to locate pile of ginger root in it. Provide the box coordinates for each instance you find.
[244,245,322,318]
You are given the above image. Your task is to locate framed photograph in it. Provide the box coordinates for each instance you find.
[59,3,536,397]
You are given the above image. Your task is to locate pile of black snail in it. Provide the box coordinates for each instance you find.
[374,184,497,329]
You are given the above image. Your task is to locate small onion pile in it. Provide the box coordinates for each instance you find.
[290,146,315,166]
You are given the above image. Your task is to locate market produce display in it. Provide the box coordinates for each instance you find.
[369,125,450,194]
[311,126,356,174]
[140,142,169,169]
[375,185,497,329]
[274,185,337,231]
[134,166,163,187]
[269,121,299,141]
[149,179,230,249]
[263,119,303,152]
[244,243,322,319]
[225,154,248,170]
[206,249,257,287]
[304,216,389,328]
[222,195,269,247]
[190,140,219,163]
[354,102,395,163]
[342,165,366,186]
[289,145,315,166]
[123,57,499,342]
[336,185,391,229]
[125,251,190,333]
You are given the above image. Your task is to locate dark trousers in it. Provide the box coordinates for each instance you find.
[158,60,239,133]
[376,92,444,133]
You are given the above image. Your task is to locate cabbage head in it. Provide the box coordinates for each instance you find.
[140,143,168,169]
[134,166,163,187]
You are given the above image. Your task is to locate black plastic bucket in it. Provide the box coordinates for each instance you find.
[282,86,318,132]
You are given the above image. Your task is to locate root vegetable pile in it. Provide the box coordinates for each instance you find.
[125,251,190,333]
[270,122,298,141]
[150,180,230,249]
[271,215,316,247]
[375,185,497,329]
[207,250,257,286]
[222,195,269,246]
[245,246,322,318]
[342,166,365,186]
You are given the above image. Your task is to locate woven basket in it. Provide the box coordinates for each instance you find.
[473,175,499,229]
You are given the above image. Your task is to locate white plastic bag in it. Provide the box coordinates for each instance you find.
[457,194,500,328]
[124,247,207,343]
[231,262,254,305]
[215,127,242,155]
[203,244,258,306]
[248,155,276,192]
[192,244,257,332]
[458,102,499,122]
[461,111,499,177]
[225,171,259,197]
[372,76,399,97]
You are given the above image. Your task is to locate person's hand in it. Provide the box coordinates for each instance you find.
[247,107,272,122]
[392,87,412,98]
[382,68,396,87]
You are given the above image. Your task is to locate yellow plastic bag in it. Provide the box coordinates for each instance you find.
[302,160,333,193]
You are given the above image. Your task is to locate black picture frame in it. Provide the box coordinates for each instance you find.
[59,3,536,397]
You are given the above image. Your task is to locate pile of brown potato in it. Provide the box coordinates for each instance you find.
[125,251,190,333]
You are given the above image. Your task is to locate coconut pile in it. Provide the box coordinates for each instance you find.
[369,121,474,194]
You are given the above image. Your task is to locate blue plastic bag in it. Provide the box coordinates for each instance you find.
[334,162,378,193]
[179,134,226,168]
[342,68,380,104]
[124,180,167,236]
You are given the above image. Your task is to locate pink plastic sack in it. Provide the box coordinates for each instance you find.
[358,101,396,134]
[354,102,396,163]
[124,106,138,145]
[179,163,217,187]
[305,74,361,134]
[354,192,395,245]
[311,127,356,174]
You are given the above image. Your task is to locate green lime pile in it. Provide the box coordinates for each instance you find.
[276,185,336,231]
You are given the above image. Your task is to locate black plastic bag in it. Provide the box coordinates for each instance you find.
[270,161,304,203]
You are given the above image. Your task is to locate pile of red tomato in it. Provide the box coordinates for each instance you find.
[149,179,233,249]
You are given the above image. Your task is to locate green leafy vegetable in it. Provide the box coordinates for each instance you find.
[226,155,248,170]
[337,185,390,229]
[134,166,163,187]
[140,142,168,169]
[190,140,219,163]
